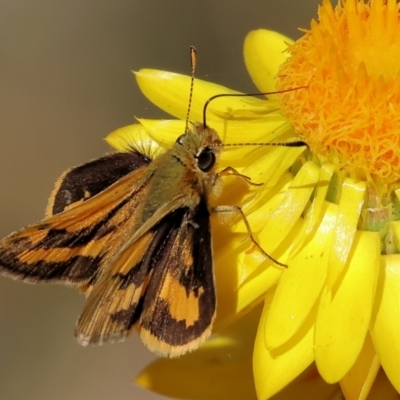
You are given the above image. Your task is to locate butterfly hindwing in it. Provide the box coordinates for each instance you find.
[139,199,215,357]
[75,199,216,357]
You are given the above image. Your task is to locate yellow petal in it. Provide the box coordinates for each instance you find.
[136,306,261,400]
[135,69,279,123]
[328,178,367,287]
[229,161,317,270]
[242,143,306,189]
[370,254,400,393]
[288,163,337,259]
[340,334,380,400]
[249,161,319,255]
[213,243,282,329]
[390,220,400,251]
[254,289,314,399]
[273,364,342,400]
[235,215,304,276]
[265,201,337,349]
[225,147,306,230]
[105,123,158,154]
[244,29,294,93]
[315,231,380,383]
[292,163,336,250]
[138,118,183,147]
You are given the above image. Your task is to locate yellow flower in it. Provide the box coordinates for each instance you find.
[107,0,400,399]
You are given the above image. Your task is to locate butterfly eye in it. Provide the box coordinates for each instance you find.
[176,135,185,145]
[197,147,216,172]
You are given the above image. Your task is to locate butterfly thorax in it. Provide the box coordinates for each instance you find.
[139,123,222,222]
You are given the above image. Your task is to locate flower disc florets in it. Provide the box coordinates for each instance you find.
[278,0,400,186]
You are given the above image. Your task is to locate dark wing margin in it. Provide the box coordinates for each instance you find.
[75,199,216,357]
[47,150,151,216]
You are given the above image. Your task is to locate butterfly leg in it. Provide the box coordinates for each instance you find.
[212,205,286,267]
[218,167,263,187]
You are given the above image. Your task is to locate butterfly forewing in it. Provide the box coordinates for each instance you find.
[0,159,151,286]
[47,151,151,216]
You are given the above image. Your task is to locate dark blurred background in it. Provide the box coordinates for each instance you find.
[0,1,320,399]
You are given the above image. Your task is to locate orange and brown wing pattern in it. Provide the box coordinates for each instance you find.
[0,165,151,286]
[139,200,216,357]
[75,227,157,345]
[46,151,151,216]
[75,200,216,357]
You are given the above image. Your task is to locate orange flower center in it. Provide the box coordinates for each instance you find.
[277,0,400,185]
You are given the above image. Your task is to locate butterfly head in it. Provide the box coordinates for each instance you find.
[175,122,222,174]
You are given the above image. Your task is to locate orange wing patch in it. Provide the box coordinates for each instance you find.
[159,272,203,328]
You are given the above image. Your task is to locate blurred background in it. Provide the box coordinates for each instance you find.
[0,1,320,399]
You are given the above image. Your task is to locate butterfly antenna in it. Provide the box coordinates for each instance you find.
[202,86,308,129]
[185,46,197,134]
